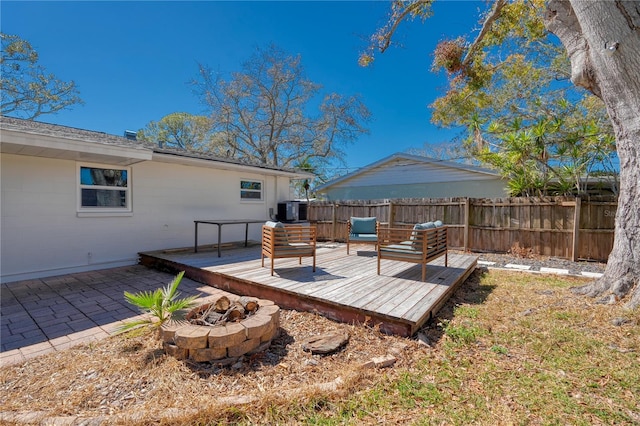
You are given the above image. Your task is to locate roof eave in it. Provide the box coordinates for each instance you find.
[0,127,152,166]
[151,151,315,179]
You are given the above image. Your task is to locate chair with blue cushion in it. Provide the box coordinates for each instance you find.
[377,221,447,281]
[347,217,379,255]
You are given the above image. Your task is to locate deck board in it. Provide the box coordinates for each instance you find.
[139,242,477,336]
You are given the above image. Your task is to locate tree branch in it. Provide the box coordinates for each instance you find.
[461,0,508,68]
[544,0,601,98]
[378,1,433,53]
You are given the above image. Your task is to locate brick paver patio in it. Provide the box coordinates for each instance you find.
[0,265,221,366]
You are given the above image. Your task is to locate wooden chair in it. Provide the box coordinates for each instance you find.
[377,225,447,281]
[261,222,316,276]
[347,217,379,254]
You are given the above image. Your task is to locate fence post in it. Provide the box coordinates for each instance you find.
[463,198,470,252]
[332,203,337,242]
[572,197,582,262]
[388,201,395,227]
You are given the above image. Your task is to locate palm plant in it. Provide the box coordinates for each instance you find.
[115,271,199,334]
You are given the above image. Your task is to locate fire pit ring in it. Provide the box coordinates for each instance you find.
[160,297,280,363]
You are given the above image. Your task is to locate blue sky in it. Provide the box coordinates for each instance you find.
[2,1,484,172]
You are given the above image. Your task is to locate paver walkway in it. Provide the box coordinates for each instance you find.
[1,265,223,366]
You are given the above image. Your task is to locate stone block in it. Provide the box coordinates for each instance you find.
[260,321,279,343]
[208,323,246,349]
[248,341,271,355]
[160,320,189,343]
[189,347,228,362]
[163,342,189,360]
[227,337,260,358]
[242,314,272,340]
[372,355,397,368]
[257,304,280,325]
[174,325,210,349]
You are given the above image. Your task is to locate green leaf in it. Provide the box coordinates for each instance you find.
[116,271,200,334]
[113,318,154,335]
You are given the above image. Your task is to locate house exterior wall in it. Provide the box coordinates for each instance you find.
[0,153,291,283]
[342,159,496,186]
[316,155,508,201]
[321,179,508,201]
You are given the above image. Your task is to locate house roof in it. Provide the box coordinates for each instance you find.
[0,116,313,179]
[316,152,500,191]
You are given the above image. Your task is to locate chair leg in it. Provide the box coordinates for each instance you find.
[422,264,426,282]
[377,254,381,275]
[271,257,275,276]
[313,252,316,272]
[347,241,350,255]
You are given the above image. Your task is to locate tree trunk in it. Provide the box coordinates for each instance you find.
[544,0,640,309]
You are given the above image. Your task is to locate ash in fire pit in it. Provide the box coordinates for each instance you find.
[161,296,280,363]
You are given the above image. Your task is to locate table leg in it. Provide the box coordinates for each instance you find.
[194,222,199,253]
[244,222,249,247]
[217,224,222,257]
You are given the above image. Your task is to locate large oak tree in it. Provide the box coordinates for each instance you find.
[367,0,639,308]
[544,0,639,309]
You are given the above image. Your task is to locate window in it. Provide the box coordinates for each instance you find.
[78,164,131,214]
[240,180,263,201]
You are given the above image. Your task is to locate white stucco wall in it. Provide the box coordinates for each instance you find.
[0,153,292,282]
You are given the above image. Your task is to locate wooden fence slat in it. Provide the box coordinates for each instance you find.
[307,196,616,261]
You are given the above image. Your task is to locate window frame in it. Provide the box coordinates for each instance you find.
[240,179,264,202]
[76,162,132,216]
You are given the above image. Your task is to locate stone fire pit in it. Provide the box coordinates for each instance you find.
[160,296,280,363]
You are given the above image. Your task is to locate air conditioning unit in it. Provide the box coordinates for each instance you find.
[277,201,307,222]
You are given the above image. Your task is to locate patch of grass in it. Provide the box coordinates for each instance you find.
[441,318,487,345]
[490,344,509,355]
[395,372,443,408]
[453,305,480,318]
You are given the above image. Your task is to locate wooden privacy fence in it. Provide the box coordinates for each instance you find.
[306,196,617,262]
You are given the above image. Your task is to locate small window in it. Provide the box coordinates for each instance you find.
[78,164,131,213]
[240,180,263,201]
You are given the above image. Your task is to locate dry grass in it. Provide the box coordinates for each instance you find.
[1,269,639,425]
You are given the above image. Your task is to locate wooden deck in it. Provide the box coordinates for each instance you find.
[139,242,478,337]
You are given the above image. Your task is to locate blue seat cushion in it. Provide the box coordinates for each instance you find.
[350,217,377,234]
